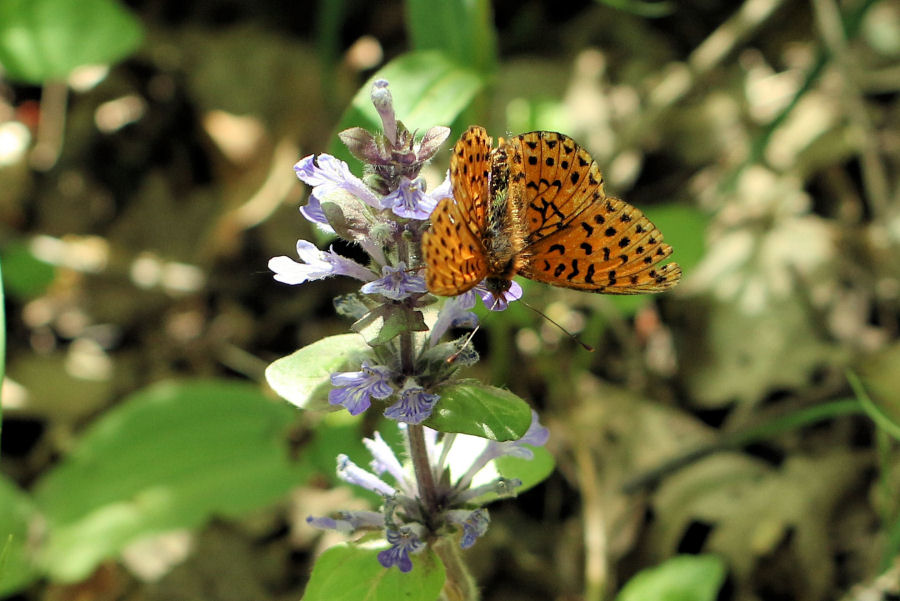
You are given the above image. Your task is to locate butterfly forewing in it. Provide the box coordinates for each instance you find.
[449,126,492,238]
[514,132,606,244]
[422,197,489,295]
[421,126,493,296]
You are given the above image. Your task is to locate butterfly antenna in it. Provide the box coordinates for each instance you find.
[522,300,594,352]
[447,324,481,363]
[446,296,500,363]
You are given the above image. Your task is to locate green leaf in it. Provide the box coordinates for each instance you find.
[643,204,709,276]
[849,359,900,441]
[31,379,308,582]
[0,0,143,83]
[302,544,445,601]
[495,446,555,496]
[307,413,381,506]
[595,0,675,19]
[353,306,428,346]
[609,204,707,317]
[0,475,39,595]
[328,51,485,170]
[0,255,4,445]
[426,380,532,441]
[265,334,370,411]
[0,241,56,299]
[615,555,727,601]
[405,0,497,75]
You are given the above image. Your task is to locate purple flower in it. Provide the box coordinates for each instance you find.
[336,454,397,497]
[475,280,523,311]
[364,431,414,496]
[384,384,440,424]
[298,194,333,234]
[294,154,381,231]
[371,80,398,145]
[514,410,551,452]
[447,509,490,549]
[429,171,453,203]
[430,291,478,345]
[381,177,439,220]
[329,361,395,415]
[377,526,426,572]
[360,262,427,301]
[269,240,376,286]
[338,81,451,195]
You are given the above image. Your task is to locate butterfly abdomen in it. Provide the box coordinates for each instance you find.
[484,141,526,279]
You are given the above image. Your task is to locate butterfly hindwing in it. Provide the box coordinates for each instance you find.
[520,195,681,294]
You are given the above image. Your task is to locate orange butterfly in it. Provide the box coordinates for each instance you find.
[422,126,681,301]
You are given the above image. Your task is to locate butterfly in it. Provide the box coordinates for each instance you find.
[421,126,681,302]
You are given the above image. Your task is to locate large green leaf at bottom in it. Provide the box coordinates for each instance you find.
[31,379,308,582]
[615,554,726,601]
[303,544,445,601]
[426,379,532,441]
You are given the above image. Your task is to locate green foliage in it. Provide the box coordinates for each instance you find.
[0,255,4,444]
[0,475,38,595]
[494,445,555,496]
[31,380,308,582]
[302,544,445,601]
[265,334,371,412]
[615,554,726,601]
[328,51,486,170]
[0,0,143,83]
[405,0,497,75]
[650,452,865,598]
[680,296,845,408]
[643,204,708,277]
[0,242,55,300]
[426,379,532,441]
[602,203,708,317]
[852,347,900,440]
[306,413,382,505]
[352,305,429,346]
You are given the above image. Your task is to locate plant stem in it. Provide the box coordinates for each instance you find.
[408,422,438,516]
[433,536,480,601]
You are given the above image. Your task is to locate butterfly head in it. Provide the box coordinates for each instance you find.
[483,277,513,304]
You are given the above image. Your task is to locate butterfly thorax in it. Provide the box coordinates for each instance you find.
[482,142,528,284]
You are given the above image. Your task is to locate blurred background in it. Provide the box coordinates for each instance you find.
[1,0,899,599]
